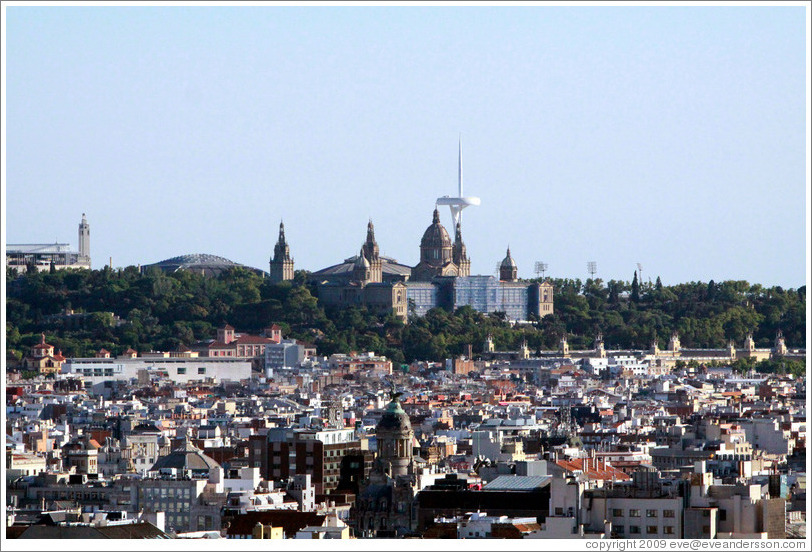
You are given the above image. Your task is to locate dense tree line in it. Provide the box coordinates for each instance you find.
[535,276,805,353]
[5,267,806,371]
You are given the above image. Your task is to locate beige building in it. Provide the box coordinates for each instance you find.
[646,331,796,371]
[310,209,553,322]
[22,333,66,375]
[315,221,409,321]
[269,222,294,283]
[251,523,284,539]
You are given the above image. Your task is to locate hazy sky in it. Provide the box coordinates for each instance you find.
[4,4,809,287]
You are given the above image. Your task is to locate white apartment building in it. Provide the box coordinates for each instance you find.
[62,357,251,385]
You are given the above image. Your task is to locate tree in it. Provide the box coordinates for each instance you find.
[631,271,640,303]
[707,280,716,301]
[5,266,806,362]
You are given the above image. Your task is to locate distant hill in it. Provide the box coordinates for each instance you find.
[5,266,805,371]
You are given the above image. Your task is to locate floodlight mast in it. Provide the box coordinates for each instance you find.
[436,138,480,227]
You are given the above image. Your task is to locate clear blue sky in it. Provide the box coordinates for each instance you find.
[4,5,808,288]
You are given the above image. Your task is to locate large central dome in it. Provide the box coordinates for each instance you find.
[420,208,452,250]
[150,441,221,473]
[412,207,460,281]
[377,396,412,432]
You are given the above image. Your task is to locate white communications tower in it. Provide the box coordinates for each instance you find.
[436,139,480,227]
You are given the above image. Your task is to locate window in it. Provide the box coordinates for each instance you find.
[647,526,658,534]
[719,509,727,521]
[663,510,675,518]
[177,367,186,375]
[198,367,206,374]
[612,509,624,517]
[646,510,658,518]
[629,526,640,534]
[702,525,710,534]
[555,507,564,516]
[629,509,640,517]
[664,526,675,535]
[702,510,710,518]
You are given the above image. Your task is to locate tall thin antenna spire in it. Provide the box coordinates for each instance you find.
[437,136,479,227]
[458,134,463,198]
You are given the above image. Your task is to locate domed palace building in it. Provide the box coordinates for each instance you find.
[310,206,553,322]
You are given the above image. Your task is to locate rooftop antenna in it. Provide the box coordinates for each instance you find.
[535,261,548,280]
[437,136,480,228]
[637,263,643,283]
[587,261,597,279]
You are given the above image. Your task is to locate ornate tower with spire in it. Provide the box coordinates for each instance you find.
[361,220,382,283]
[499,247,518,282]
[452,222,471,277]
[772,330,787,357]
[668,331,681,353]
[744,333,756,353]
[78,213,90,267]
[559,334,570,357]
[595,332,606,358]
[269,222,294,283]
[352,248,371,284]
[375,392,414,478]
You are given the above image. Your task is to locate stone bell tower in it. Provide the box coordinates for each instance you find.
[78,213,91,268]
[270,221,294,283]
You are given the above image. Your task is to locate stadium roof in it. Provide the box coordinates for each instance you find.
[140,253,266,277]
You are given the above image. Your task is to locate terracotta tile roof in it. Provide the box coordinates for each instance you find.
[208,341,234,349]
[555,458,631,481]
[234,335,273,345]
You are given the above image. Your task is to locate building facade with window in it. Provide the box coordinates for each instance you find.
[309,209,554,322]
[7,214,91,273]
[248,428,361,495]
[62,356,251,385]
